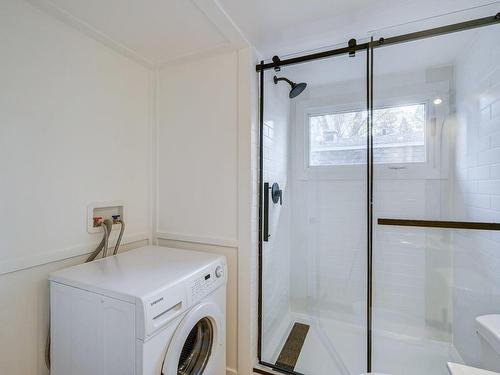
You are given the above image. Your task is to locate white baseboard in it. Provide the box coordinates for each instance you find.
[155,231,238,248]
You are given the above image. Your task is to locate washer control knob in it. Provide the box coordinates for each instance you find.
[215,266,224,278]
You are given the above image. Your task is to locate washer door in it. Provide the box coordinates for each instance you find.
[162,302,223,375]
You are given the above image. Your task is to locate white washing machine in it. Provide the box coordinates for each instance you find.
[49,245,227,375]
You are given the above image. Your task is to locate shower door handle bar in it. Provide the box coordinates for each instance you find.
[263,182,270,242]
[378,218,500,231]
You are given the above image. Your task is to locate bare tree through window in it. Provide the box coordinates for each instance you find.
[309,104,426,166]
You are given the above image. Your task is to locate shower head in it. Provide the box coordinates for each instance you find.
[273,75,307,98]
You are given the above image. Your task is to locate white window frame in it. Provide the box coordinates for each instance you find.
[293,87,450,181]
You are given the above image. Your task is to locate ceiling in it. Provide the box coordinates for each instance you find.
[218,0,499,58]
[29,0,499,66]
[31,0,238,66]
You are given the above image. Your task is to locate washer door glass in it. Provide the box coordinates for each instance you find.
[177,317,213,375]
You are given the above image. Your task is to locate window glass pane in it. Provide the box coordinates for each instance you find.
[309,103,426,166]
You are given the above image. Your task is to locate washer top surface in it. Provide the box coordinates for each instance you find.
[49,246,224,302]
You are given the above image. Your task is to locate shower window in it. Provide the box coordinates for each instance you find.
[295,94,447,180]
[309,103,427,166]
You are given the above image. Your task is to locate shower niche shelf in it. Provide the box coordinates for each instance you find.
[87,200,126,234]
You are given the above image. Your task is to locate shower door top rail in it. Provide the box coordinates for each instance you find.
[378,218,500,231]
[256,12,500,72]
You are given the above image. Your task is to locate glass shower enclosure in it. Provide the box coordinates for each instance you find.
[257,7,500,375]
[259,47,369,375]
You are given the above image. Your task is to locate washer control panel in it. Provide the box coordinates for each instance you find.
[190,261,226,302]
[142,259,226,339]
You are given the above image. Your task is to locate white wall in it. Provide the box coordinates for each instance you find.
[156,49,249,374]
[0,0,153,269]
[156,51,238,245]
[0,3,258,375]
[0,1,153,373]
[239,48,260,375]
[453,24,500,370]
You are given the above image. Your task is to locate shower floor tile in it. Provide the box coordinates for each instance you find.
[270,312,462,375]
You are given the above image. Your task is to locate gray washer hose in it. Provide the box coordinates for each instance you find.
[86,219,112,262]
[113,220,125,255]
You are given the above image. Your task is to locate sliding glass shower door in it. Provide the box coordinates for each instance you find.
[258,7,500,375]
[259,46,369,375]
[370,16,500,375]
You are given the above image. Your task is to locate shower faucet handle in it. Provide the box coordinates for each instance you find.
[271,182,282,205]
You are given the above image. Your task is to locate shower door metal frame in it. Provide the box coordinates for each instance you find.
[256,11,500,375]
[256,13,500,72]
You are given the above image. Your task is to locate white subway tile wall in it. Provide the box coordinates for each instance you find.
[260,72,292,361]
[453,24,500,367]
